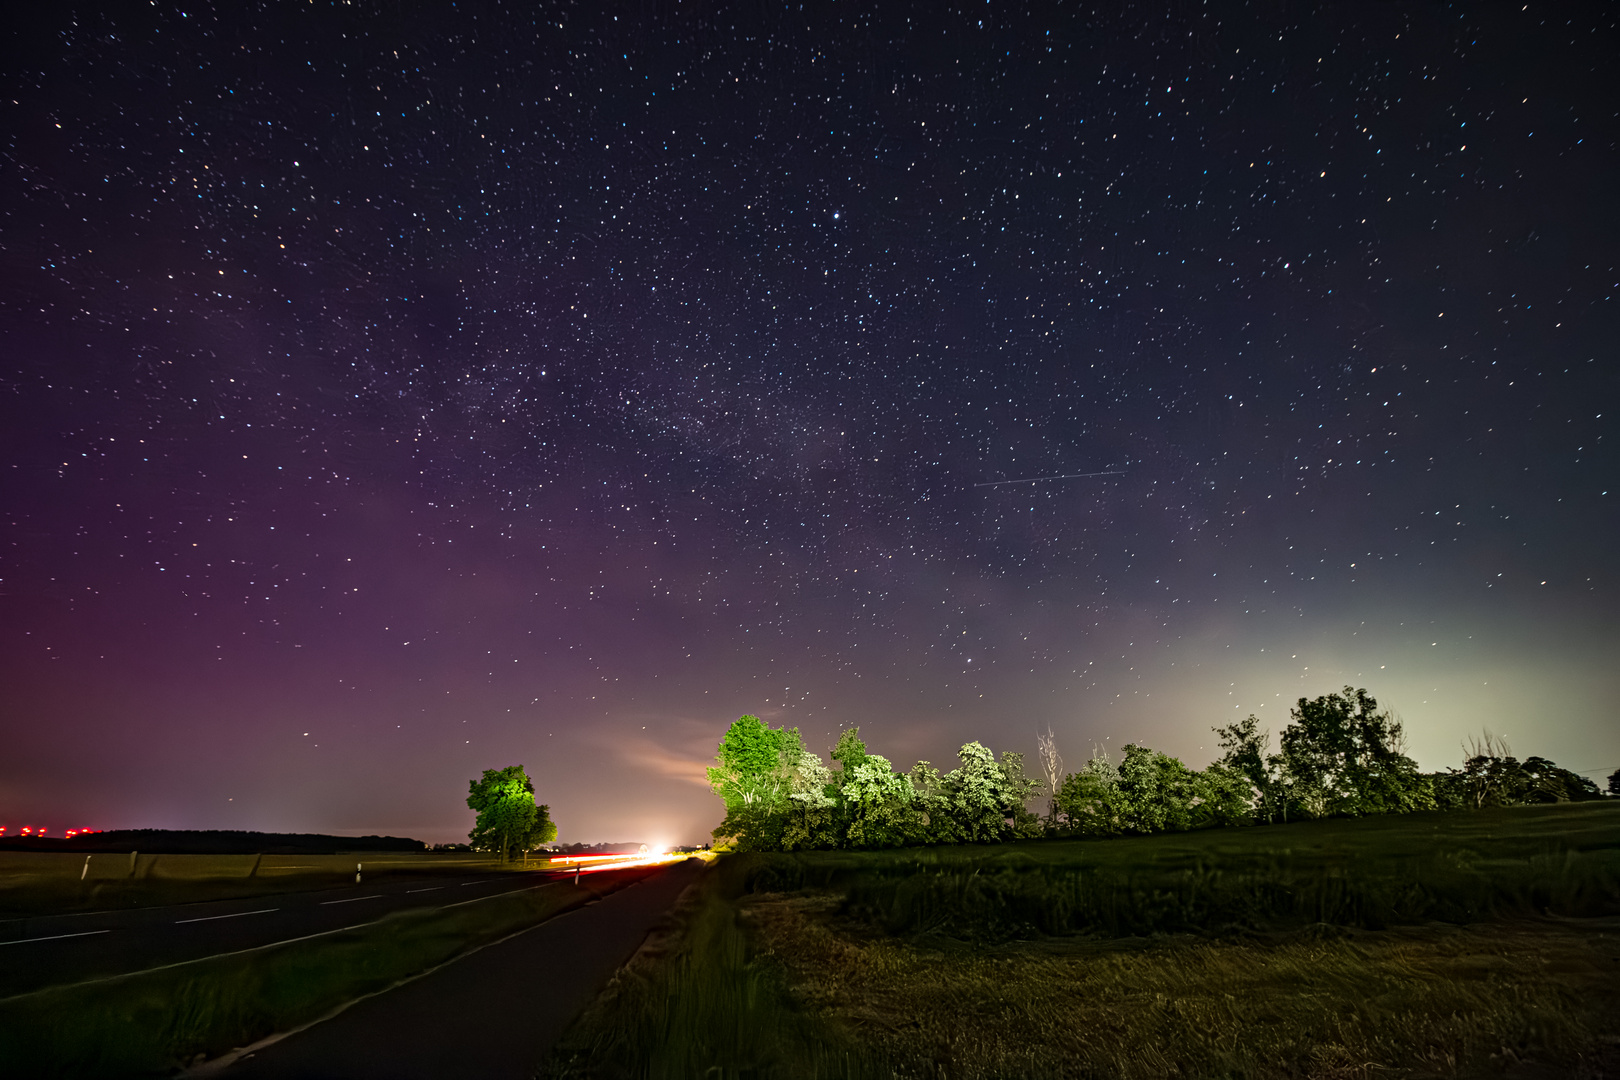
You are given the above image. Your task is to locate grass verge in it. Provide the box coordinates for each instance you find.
[547,804,1620,1078]
[545,867,891,1080]
[0,869,651,1079]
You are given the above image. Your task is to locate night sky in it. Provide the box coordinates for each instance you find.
[3,2,1615,846]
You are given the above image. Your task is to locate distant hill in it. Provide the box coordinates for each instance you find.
[0,829,426,854]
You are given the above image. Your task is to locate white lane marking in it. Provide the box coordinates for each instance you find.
[443,881,558,909]
[404,887,443,894]
[1,929,111,946]
[176,908,279,925]
[319,894,382,906]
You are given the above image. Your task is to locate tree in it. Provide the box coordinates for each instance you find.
[1114,744,1201,833]
[707,714,791,811]
[780,732,839,850]
[908,760,959,844]
[1036,726,1064,826]
[1277,687,1430,818]
[831,727,871,777]
[467,765,554,862]
[1056,745,1121,835]
[1520,756,1603,802]
[841,754,916,848]
[1457,730,1525,809]
[1194,764,1256,828]
[1610,768,1620,798]
[997,750,1045,839]
[943,741,1005,843]
[1213,715,1275,822]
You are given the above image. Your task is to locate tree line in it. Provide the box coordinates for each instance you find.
[708,687,1610,851]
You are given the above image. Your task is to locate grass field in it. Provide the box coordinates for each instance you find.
[0,865,660,1078]
[546,803,1620,1079]
[0,850,520,918]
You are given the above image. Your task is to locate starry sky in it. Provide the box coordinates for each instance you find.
[2,2,1615,846]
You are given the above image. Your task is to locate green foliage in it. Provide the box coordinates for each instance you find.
[779,731,838,851]
[942,741,1005,843]
[705,687,1603,855]
[466,765,552,861]
[1193,762,1255,828]
[1452,746,1605,809]
[708,723,1047,851]
[1114,743,1203,833]
[907,760,960,844]
[840,755,917,849]
[1275,687,1431,819]
[1055,747,1121,835]
[707,714,790,812]
[997,750,1046,839]
[737,802,1620,943]
[711,719,841,851]
[1212,714,1277,821]
[830,726,871,777]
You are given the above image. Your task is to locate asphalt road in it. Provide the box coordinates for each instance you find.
[0,869,566,998]
[215,858,704,1080]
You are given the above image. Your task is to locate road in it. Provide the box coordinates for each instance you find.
[214,858,704,1079]
[0,868,568,998]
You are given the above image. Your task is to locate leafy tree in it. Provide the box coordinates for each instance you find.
[1213,715,1276,822]
[1521,757,1603,802]
[1610,768,1620,798]
[707,714,790,811]
[831,727,871,777]
[1450,734,1603,809]
[1194,764,1256,828]
[1277,687,1430,818]
[467,765,554,862]
[908,760,960,844]
[1056,746,1121,835]
[1114,744,1202,833]
[841,754,917,848]
[944,741,1006,843]
[780,732,839,850]
[997,750,1045,839]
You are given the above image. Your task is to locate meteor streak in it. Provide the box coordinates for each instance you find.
[973,470,1124,488]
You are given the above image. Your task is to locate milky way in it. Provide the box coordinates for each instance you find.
[3,3,1615,843]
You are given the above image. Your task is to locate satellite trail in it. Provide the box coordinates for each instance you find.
[973,470,1125,488]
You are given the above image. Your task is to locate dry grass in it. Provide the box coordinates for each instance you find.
[744,892,1620,1078]
[547,805,1620,1079]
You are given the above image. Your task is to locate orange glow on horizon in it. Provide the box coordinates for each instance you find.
[548,849,686,873]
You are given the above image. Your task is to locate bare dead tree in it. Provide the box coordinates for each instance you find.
[1037,725,1063,824]
[1463,728,1512,761]
[1462,729,1513,810]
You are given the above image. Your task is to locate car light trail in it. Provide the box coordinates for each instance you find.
[547,850,685,874]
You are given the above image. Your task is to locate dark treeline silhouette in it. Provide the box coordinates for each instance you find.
[0,830,427,854]
[708,688,1607,851]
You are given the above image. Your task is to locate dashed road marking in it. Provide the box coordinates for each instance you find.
[177,908,280,925]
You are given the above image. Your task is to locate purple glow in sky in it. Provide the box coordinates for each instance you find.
[3,3,1615,844]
